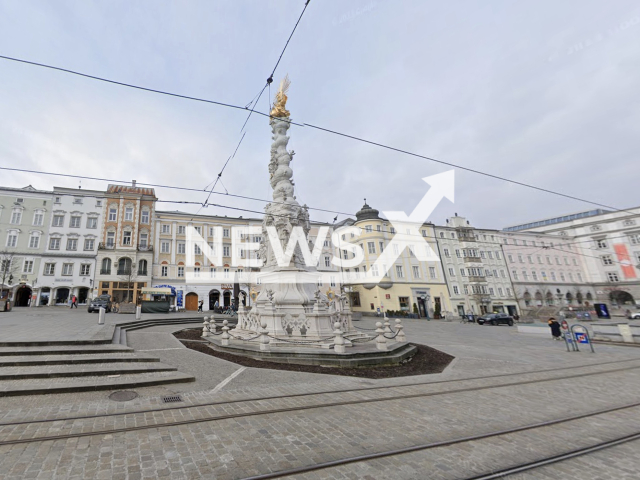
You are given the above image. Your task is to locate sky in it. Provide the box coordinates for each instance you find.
[0,0,639,230]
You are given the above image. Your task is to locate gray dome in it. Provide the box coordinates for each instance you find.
[356,200,381,221]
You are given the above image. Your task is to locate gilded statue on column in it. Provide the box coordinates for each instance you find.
[270,75,291,118]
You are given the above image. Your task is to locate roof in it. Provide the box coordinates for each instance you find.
[107,184,156,197]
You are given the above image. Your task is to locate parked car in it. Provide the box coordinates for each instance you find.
[477,313,514,326]
[629,312,640,319]
[88,295,111,313]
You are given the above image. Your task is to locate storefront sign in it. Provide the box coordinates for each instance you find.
[221,284,233,290]
[54,278,73,283]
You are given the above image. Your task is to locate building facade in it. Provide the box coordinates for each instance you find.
[0,186,51,306]
[338,202,451,318]
[37,187,104,306]
[500,230,595,315]
[505,207,640,308]
[94,184,156,304]
[152,211,262,311]
[435,214,519,317]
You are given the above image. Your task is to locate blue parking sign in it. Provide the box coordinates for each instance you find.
[575,332,589,344]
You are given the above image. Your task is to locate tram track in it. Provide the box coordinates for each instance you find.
[240,401,640,480]
[1,359,640,447]
[2,356,640,429]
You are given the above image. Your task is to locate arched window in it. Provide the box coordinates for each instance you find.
[117,257,132,275]
[138,259,148,276]
[101,258,111,274]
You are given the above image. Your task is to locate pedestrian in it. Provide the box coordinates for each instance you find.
[548,317,561,340]
[71,295,78,309]
[198,300,203,313]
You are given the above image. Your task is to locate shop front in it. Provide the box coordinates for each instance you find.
[141,287,175,313]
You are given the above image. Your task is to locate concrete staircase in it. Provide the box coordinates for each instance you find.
[0,337,195,397]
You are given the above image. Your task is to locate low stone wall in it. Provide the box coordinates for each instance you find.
[592,322,640,343]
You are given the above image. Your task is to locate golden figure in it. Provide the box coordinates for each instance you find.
[270,75,291,118]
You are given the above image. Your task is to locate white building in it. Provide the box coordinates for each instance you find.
[500,230,595,315]
[435,214,518,317]
[504,207,640,309]
[37,187,104,306]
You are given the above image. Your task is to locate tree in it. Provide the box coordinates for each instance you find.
[117,256,138,304]
[0,251,19,302]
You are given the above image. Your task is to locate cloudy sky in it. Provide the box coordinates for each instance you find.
[1,0,639,230]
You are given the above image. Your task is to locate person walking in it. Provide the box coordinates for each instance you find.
[71,295,78,309]
[197,300,203,313]
[548,317,562,340]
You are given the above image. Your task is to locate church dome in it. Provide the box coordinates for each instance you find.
[355,200,381,221]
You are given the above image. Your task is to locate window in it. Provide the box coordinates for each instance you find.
[29,235,40,249]
[23,260,33,274]
[495,251,501,260]
[443,248,450,258]
[178,225,186,235]
[568,272,574,281]
[532,270,538,281]
[177,242,186,254]
[62,263,73,276]
[455,249,461,258]
[379,241,385,252]
[44,263,55,275]
[429,267,437,279]
[194,243,202,255]
[453,285,460,295]
[123,231,132,246]
[209,267,216,278]
[498,287,504,296]
[440,232,444,238]
[101,258,111,274]
[541,271,547,281]
[508,254,514,263]
[223,245,230,257]
[564,257,569,265]
[195,226,202,235]
[160,241,170,253]
[546,256,552,265]
[577,273,583,282]
[124,206,133,221]
[365,225,372,233]
[223,228,230,238]
[33,212,44,226]
[80,264,91,276]
[464,285,469,294]
[551,272,557,281]
[161,266,168,277]
[54,196,61,204]
[572,258,578,266]
[67,239,78,251]
[323,240,329,247]
[139,233,148,249]
[162,224,171,234]
[141,210,149,224]
[194,267,201,278]
[106,231,115,247]
[390,227,395,234]
[488,251,494,259]
[70,216,81,228]
[53,215,64,227]
[96,200,102,207]
[324,256,331,267]
[413,266,421,278]
[537,256,543,264]
[177,266,184,277]
[518,255,524,263]
[86,217,97,229]
[448,267,456,276]
[489,287,495,295]
[555,257,561,265]
[395,265,404,278]
[10,211,22,224]
[523,270,529,280]
[371,264,379,276]
[392,244,399,255]
[607,272,619,282]
[512,270,519,280]
[367,242,375,254]
[49,238,60,250]
[108,207,117,222]
[602,255,613,265]
[596,239,607,249]
[399,297,410,311]
[560,272,566,281]
[480,251,486,259]
[630,234,640,245]
[84,239,95,251]
[500,270,506,278]
[460,268,466,276]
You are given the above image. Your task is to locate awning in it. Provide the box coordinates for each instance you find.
[141,287,174,295]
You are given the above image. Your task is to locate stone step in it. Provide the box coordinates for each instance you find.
[0,339,113,347]
[0,353,161,367]
[0,344,134,356]
[0,362,177,380]
[0,371,195,397]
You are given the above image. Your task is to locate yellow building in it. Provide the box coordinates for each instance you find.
[336,202,451,318]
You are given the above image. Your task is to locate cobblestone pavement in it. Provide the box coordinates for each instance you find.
[1,311,640,479]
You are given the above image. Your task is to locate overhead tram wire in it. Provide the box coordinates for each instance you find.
[196,0,312,214]
[0,52,634,216]
[2,165,637,257]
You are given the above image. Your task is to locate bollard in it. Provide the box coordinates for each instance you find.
[383,317,392,334]
[135,305,141,320]
[375,321,387,351]
[98,307,105,325]
[221,319,230,346]
[259,322,270,351]
[395,318,406,342]
[333,322,346,354]
[202,316,210,337]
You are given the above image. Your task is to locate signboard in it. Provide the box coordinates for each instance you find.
[575,332,589,344]
[561,320,569,331]
[385,294,390,299]
[176,290,184,308]
[221,284,233,290]
[594,303,610,319]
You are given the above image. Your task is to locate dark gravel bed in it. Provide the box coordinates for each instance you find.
[173,329,454,379]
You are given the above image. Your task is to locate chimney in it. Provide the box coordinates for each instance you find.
[132,180,137,187]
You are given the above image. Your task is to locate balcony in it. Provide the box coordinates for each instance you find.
[99,243,115,250]
[137,244,153,252]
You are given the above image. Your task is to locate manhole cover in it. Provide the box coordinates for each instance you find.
[109,391,138,402]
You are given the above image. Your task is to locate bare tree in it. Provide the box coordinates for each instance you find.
[0,251,19,303]
[117,257,138,304]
